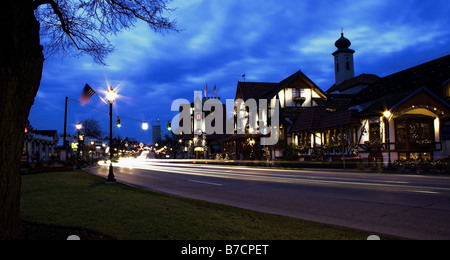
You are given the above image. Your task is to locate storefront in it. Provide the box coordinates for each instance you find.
[358,87,450,165]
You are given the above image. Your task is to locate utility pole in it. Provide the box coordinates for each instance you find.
[64,97,68,150]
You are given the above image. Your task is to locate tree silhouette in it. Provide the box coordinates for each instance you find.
[80,118,104,139]
[0,0,177,239]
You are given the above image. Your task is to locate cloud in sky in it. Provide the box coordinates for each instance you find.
[29,0,450,143]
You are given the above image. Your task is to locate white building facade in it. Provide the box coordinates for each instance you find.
[24,130,59,162]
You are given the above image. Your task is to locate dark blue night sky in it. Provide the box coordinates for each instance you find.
[29,0,450,143]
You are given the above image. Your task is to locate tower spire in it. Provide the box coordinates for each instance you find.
[333,31,355,85]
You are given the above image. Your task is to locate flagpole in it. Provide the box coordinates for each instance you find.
[63,97,68,152]
[96,92,109,106]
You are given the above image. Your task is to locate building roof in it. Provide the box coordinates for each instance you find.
[327,73,380,94]
[390,86,450,111]
[236,69,326,102]
[32,130,59,138]
[236,82,279,101]
[290,107,359,133]
[335,33,352,49]
[349,54,450,115]
[290,107,327,133]
[29,130,60,143]
[265,69,326,100]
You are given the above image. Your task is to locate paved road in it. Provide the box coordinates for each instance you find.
[87,158,450,240]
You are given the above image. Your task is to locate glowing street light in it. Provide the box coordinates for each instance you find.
[106,87,117,184]
[383,110,392,119]
[106,88,118,103]
[142,122,149,131]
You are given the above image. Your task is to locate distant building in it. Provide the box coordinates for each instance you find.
[178,90,226,159]
[152,124,161,145]
[24,130,59,162]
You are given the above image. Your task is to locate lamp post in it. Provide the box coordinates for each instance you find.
[106,87,118,184]
[90,141,95,164]
[76,123,83,170]
[383,111,393,169]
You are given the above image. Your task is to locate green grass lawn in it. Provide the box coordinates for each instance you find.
[21,171,383,240]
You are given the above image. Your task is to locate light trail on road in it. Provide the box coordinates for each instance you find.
[98,158,450,195]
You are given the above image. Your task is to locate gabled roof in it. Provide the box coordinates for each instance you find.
[390,86,450,111]
[265,69,326,100]
[327,74,380,94]
[349,54,450,112]
[31,130,60,141]
[236,82,278,101]
[235,69,326,102]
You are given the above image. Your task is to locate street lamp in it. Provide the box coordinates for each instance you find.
[76,123,83,170]
[106,88,118,103]
[90,141,95,163]
[106,87,117,184]
[142,122,149,131]
[384,110,393,169]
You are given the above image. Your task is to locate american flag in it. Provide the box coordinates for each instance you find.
[80,84,96,105]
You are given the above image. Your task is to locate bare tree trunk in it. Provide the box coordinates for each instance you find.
[0,0,44,239]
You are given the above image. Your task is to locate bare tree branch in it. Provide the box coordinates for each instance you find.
[34,0,82,51]
[33,0,177,64]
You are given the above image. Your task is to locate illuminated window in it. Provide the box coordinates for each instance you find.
[395,117,434,151]
[399,152,432,161]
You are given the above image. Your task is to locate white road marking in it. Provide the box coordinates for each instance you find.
[411,190,440,194]
[188,180,223,186]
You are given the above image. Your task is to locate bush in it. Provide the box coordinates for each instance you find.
[283,144,299,161]
[393,159,450,174]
